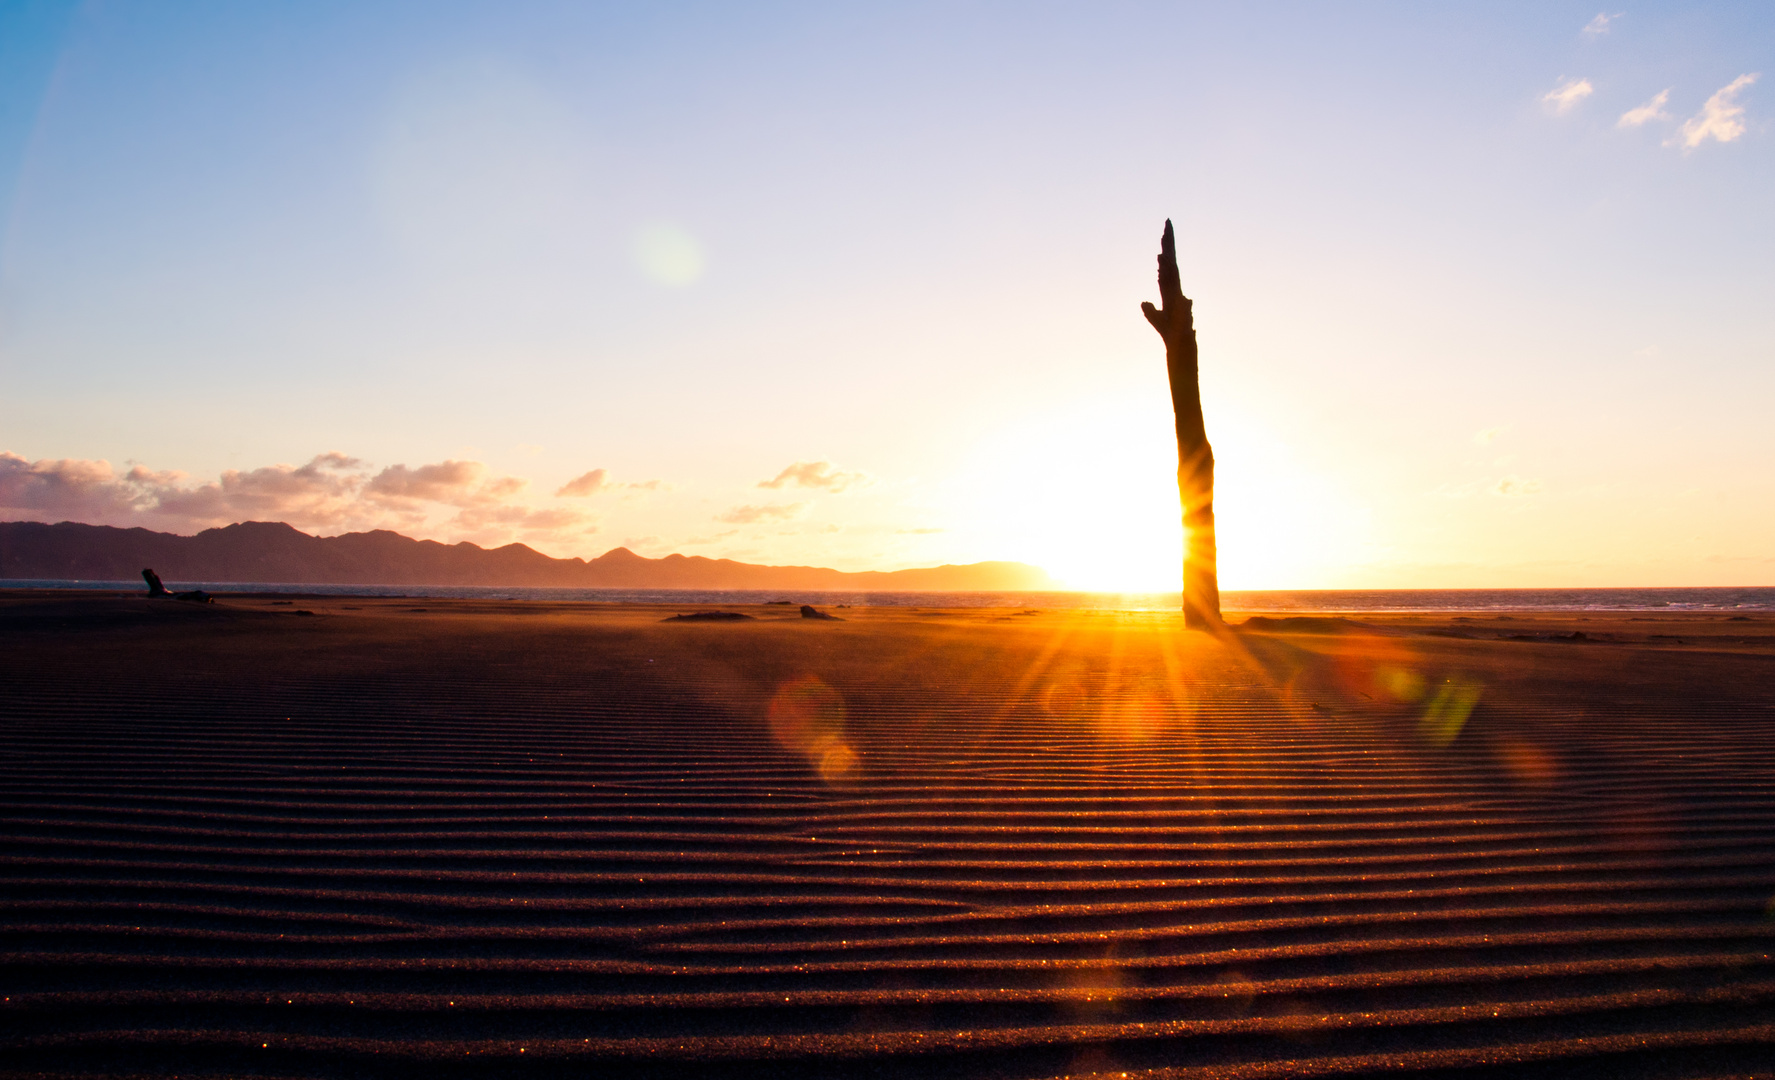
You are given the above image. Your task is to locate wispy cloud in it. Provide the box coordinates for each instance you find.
[1581,12,1620,36]
[1494,477,1543,497]
[0,449,595,552]
[447,504,594,548]
[555,468,661,497]
[1543,77,1594,115]
[1669,74,1759,150]
[757,461,867,493]
[1618,89,1672,128]
[716,503,804,524]
[683,529,739,546]
[1473,426,1509,446]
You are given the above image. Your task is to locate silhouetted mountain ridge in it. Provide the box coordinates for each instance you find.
[0,520,1054,591]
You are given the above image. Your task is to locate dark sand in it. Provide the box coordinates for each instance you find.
[2,591,1773,1078]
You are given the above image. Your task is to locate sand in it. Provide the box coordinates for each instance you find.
[2,591,1772,1078]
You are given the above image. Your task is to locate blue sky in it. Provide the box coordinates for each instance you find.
[2,1,1771,588]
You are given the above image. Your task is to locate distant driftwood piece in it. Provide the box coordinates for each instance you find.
[1141,220,1220,628]
[141,568,213,604]
[142,568,170,597]
[663,611,755,622]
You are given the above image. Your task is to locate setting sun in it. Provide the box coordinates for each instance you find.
[942,391,1371,592]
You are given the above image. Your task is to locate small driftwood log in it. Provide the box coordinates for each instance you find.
[141,568,212,604]
[142,568,171,597]
[1141,220,1220,628]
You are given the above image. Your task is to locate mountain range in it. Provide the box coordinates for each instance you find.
[0,520,1054,592]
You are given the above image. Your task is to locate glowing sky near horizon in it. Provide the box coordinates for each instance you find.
[2,1,1771,590]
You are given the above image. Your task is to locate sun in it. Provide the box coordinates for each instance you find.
[941,391,1369,592]
[942,395,1183,592]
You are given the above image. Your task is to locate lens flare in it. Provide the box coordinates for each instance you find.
[633,222,706,285]
[1378,666,1425,703]
[1041,678,1089,717]
[1492,735,1559,790]
[767,675,858,784]
[1419,679,1482,745]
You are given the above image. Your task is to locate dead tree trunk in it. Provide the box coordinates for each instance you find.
[1141,219,1220,628]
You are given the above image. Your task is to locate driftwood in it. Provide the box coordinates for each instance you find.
[1141,220,1220,628]
[141,569,213,604]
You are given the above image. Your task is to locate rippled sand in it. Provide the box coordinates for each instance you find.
[3,592,1772,1078]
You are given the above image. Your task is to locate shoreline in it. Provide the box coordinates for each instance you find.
[6,581,1775,614]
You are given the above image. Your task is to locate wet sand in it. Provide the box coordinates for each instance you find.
[2,591,1773,1078]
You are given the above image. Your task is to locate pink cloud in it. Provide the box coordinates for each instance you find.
[0,452,155,521]
[0,449,591,554]
[556,469,662,497]
[556,468,609,497]
[153,454,368,529]
[365,460,524,506]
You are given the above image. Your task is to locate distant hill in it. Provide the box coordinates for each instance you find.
[0,520,1054,592]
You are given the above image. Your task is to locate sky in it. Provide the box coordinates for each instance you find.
[1,1,1771,591]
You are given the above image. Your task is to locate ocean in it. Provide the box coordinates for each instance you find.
[5,580,1773,612]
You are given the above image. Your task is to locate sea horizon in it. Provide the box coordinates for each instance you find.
[7,579,1773,612]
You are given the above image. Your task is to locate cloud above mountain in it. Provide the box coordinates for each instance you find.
[757,461,867,493]
[555,468,661,497]
[364,460,525,507]
[556,468,610,497]
[0,450,593,551]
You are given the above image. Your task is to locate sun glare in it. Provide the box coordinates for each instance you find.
[945,392,1369,592]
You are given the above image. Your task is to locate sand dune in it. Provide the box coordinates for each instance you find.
[1,593,1772,1077]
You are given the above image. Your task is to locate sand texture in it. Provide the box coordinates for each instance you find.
[2,592,1773,1078]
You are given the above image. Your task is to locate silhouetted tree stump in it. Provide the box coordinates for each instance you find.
[1141,220,1220,628]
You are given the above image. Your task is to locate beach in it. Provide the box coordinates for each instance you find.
[2,590,1772,1077]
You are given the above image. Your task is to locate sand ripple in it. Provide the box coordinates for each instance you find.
[2,598,1773,1077]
